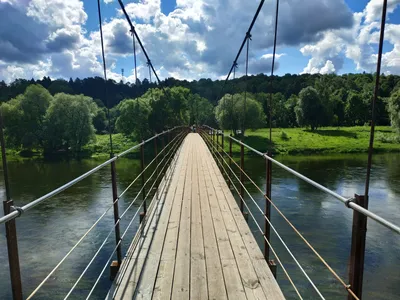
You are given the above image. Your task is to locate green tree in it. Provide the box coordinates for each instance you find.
[388,90,400,133]
[44,93,96,152]
[345,92,368,125]
[188,94,214,125]
[93,108,107,133]
[215,93,265,135]
[116,97,152,139]
[1,84,52,149]
[295,87,323,130]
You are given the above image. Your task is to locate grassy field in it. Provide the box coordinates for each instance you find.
[218,126,400,155]
[5,126,400,160]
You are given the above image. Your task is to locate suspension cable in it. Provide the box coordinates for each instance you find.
[216,0,266,102]
[243,34,250,138]
[199,138,303,299]
[118,0,170,101]
[205,132,359,299]
[132,32,138,84]
[269,0,279,145]
[97,0,114,156]
[201,132,324,299]
[364,0,387,201]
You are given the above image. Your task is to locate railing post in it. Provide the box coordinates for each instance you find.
[154,135,159,200]
[0,113,23,300]
[240,142,245,213]
[348,194,368,300]
[140,141,147,217]
[221,131,224,171]
[228,135,232,189]
[3,201,23,300]
[265,152,276,277]
[110,159,122,279]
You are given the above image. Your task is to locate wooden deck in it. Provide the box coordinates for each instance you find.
[108,133,284,300]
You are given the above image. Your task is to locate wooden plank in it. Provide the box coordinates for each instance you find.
[201,137,285,300]
[197,144,228,300]
[152,136,192,300]
[199,143,247,300]
[133,137,190,299]
[190,144,208,300]
[171,138,193,299]
[202,148,266,300]
[111,135,188,300]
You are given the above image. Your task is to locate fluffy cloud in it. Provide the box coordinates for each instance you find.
[300,0,400,74]
[0,0,388,83]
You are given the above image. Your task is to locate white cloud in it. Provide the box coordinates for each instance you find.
[364,0,400,23]
[300,0,400,75]
[0,0,376,82]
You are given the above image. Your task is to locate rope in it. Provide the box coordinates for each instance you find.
[202,132,325,299]
[204,132,360,300]
[200,132,302,299]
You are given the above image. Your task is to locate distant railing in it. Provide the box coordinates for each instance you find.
[1,127,189,300]
[200,125,400,300]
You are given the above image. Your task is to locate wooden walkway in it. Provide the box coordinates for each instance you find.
[108,133,284,300]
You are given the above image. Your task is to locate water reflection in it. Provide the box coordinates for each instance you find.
[0,153,399,299]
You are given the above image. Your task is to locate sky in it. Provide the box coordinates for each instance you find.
[0,0,399,84]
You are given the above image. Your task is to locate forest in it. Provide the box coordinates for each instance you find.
[0,72,399,156]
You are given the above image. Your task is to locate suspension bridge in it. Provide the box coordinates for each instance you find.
[1,0,399,299]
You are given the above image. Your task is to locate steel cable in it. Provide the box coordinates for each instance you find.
[84,133,185,298]
[203,131,360,299]
[199,135,303,299]
[201,131,325,299]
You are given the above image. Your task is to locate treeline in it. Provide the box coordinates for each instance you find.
[2,73,400,108]
[0,84,213,155]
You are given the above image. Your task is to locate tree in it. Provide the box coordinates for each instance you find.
[116,97,152,139]
[215,93,265,135]
[44,93,96,152]
[188,93,214,125]
[1,84,52,150]
[388,90,400,133]
[93,108,107,133]
[345,92,368,125]
[295,87,323,130]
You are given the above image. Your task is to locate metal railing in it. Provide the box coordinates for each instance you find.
[1,127,189,300]
[200,125,400,300]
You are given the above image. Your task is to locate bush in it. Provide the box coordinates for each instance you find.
[280,131,289,140]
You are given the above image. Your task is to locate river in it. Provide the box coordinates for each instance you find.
[0,153,399,299]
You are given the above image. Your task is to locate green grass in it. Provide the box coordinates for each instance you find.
[85,133,138,159]
[219,126,400,155]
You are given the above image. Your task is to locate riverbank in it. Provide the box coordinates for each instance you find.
[223,126,400,155]
[3,126,400,160]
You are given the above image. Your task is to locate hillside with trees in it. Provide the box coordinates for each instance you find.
[0,72,399,157]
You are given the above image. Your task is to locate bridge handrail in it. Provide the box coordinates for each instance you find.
[203,125,400,235]
[24,129,187,299]
[0,126,184,225]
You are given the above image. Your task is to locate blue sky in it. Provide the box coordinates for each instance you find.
[0,0,399,83]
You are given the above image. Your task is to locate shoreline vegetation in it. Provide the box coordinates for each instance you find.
[4,126,400,161]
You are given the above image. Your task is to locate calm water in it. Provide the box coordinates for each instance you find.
[0,153,399,299]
